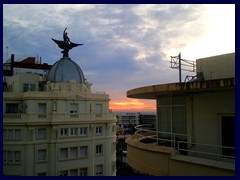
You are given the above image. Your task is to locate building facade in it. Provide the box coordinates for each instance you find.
[116,112,140,135]
[116,112,156,135]
[126,53,235,176]
[3,54,117,176]
[139,113,156,126]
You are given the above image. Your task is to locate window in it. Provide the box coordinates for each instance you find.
[38,172,47,176]
[4,151,21,164]
[70,103,78,114]
[6,129,21,140]
[8,151,13,163]
[96,126,102,135]
[112,162,116,174]
[37,128,47,139]
[157,96,187,134]
[23,83,36,92]
[112,142,116,154]
[70,103,78,118]
[96,165,103,176]
[38,149,46,161]
[70,128,78,136]
[112,125,116,134]
[60,128,68,137]
[79,168,87,176]
[6,103,19,113]
[3,151,7,163]
[60,170,68,176]
[80,146,88,158]
[70,147,78,158]
[8,129,13,139]
[15,151,20,163]
[70,169,78,176]
[60,148,68,160]
[15,129,21,139]
[96,104,102,117]
[30,84,36,91]
[23,84,28,92]
[79,127,87,136]
[3,129,7,139]
[38,103,46,118]
[96,144,103,155]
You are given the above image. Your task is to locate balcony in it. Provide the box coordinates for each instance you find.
[125,124,235,176]
[3,114,22,119]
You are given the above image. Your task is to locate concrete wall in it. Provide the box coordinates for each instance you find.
[127,143,173,176]
[156,89,235,158]
[7,73,39,92]
[196,53,235,80]
[126,136,235,176]
[189,90,235,147]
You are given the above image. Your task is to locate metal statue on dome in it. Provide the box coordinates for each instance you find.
[52,27,83,57]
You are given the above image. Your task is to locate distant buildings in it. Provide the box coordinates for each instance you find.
[139,113,156,126]
[116,112,156,135]
[3,54,117,176]
[126,53,235,176]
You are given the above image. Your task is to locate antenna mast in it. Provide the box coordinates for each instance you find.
[170,53,196,83]
[5,46,9,61]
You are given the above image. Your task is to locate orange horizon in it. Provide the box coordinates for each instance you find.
[109,99,156,112]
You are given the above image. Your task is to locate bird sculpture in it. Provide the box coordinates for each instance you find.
[52,28,83,57]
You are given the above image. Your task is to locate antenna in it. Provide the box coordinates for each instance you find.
[170,53,196,83]
[5,46,9,61]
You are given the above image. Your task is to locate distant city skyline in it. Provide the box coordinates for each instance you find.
[3,4,235,111]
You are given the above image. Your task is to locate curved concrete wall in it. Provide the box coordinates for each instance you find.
[126,135,234,176]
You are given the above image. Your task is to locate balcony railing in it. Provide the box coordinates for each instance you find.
[3,114,22,119]
[4,112,116,122]
[134,124,235,161]
[38,114,47,118]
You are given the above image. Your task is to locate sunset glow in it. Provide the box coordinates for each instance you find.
[110,99,156,112]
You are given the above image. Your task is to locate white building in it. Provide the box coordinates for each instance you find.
[3,55,117,176]
[116,112,156,135]
[116,112,140,134]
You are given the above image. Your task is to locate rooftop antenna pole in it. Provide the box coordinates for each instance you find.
[170,53,196,83]
[6,46,9,61]
[178,53,181,83]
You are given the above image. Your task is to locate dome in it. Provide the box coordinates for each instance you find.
[47,57,85,83]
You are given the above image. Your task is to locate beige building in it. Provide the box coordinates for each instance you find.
[126,53,235,176]
[3,55,117,176]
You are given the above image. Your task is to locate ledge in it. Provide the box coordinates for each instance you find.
[127,78,235,99]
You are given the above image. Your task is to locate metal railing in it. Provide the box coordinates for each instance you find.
[177,141,235,160]
[3,114,22,119]
[134,124,235,161]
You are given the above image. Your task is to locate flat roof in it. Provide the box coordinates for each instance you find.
[127,78,235,99]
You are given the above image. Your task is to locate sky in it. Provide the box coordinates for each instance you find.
[3,4,235,112]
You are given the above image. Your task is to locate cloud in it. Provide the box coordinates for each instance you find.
[3,4,235,111]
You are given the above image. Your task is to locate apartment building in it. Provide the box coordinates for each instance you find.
[3,54,117,176]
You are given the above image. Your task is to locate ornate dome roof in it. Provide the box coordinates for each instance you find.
[47,57,85,83]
